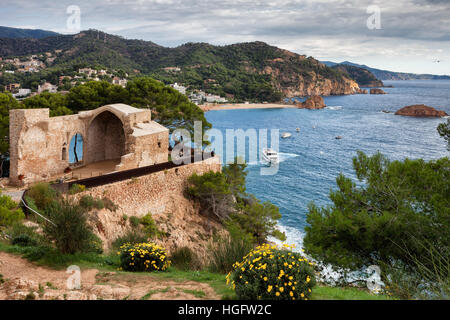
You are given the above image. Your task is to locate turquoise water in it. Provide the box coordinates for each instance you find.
[69,133,83,163]
[205,80,450,247]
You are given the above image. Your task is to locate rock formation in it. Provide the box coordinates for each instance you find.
[370,88,386,94]
[297,96,326,109]
[394,104,448,117]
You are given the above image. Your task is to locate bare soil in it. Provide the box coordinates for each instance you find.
[0,252,219,300]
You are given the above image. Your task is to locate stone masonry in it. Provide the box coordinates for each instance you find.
[9,104,169,186]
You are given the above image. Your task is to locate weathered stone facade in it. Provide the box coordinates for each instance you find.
[9,104,169,186]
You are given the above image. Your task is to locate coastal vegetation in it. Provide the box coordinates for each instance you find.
[0,29,369,102]
[331,64,384,87]
[438,118,450,150]
[186,162,286,245]
[227,243,316,300]
[0,193,24,227]
[304,151,449,299]
[118,242,171,272]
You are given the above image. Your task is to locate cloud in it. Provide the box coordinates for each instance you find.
[0,0,449,74]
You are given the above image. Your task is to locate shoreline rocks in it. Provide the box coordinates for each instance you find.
[370,88,386,94]
[395,104,448,117]
[296,95,326,109]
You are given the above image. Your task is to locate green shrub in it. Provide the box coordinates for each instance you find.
[140,214,163,238]
[12,234,38,247]
[170,246,201,271]
[208,235,253,274]
[42,200,96,254]
[384,236,450,300]
[79,195,104,211]
[0,194,24,227]
[129,216,140,228]
[21,245,53,262]
[304,152,450,271]
[0,194,19,210]
[69,184,86,195]
[227,244,316,300]
[86,233,104,254]
[6,223,44,246]
[112,230,148,251]
[118,243,171,272]
[226,196,286,245]
[26,183,59,211]
[0,274,4,284]
[0,206,24,226]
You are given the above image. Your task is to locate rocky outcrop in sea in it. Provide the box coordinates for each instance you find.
[395,104,448,117]
[370,88,386,94]
[297,96,326,109]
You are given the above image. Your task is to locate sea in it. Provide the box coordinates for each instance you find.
[205,80,450,249]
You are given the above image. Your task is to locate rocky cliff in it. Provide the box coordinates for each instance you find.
[259,50,362,97]
[71,157,223,262]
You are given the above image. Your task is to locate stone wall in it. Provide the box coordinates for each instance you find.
[9,104,169,186]
[75,156,223,257]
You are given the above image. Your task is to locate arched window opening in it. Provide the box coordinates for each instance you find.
[86,111,125,165]
[69,133,84,164]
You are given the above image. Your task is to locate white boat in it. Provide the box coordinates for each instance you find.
[262,148,278,164]
[281,132,292,138]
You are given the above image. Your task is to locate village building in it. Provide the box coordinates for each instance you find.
[171,83,186,95]
[79,68,97,77]
[9,104,170,186]
[12,88,31,99]
[5,83,20,92]
[112,77,127,87]
[37,82,58,93]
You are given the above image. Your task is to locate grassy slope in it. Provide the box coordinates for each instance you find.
[0,241,390,300]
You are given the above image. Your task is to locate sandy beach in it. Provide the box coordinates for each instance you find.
[200,103,297,112]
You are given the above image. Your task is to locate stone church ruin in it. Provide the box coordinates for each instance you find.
[9,104,169,186]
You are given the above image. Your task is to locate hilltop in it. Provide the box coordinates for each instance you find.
[0,29,366,101]
[322,60,450,81]
[0,26,59,39]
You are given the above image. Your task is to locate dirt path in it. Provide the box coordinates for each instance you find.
[0,252,220,300]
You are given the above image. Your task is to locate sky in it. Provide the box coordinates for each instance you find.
[1,0,449,75]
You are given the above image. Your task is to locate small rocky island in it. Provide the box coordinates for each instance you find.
[370,88,386,94]
[395,104,448,117]
[297,95,326,109]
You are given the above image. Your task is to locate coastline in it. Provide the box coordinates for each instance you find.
[200,103,297,112]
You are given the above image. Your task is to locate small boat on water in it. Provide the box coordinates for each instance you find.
[281,132,292,138]
[296,128,300,132]
[262,148,278,164]
[335,136,343,140]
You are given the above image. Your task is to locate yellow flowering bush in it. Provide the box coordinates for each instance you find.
[227,243,316,300]
[118,242,171,272]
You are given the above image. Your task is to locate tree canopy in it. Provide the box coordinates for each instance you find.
[186,161,286,244]
[304,151,450,271]
[438,119,450,151]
